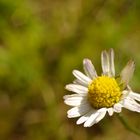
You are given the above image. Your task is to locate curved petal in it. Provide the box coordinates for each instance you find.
[109,48,115,76]
[101,50,110,76]
[84,112,99,127]
[73,70,92,85]
[65,84,88,94]
[63,94,86,100]
[95,110,106,124]
[76,109,95,125]
[73,79,88,87]
[122,97,140,112]
[120,60,135,86]
[83,59,97,79]
[84,108,106,127]
[67,103,92,118]
[129,91,140,102]
[64,96,87,106]
[101,49,115,77]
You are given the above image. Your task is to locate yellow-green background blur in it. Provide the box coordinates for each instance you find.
[0,0,140,140]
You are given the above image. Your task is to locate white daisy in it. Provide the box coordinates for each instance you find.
[63,48,140,127]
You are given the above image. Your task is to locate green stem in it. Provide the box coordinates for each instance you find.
[116,113,140,136]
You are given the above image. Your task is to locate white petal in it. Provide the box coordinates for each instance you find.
[129,91,140,102]
[101,49,115,77]
[65,84,88,94]
[83,59,97,79]
[122,97,140,112]
[109,48,115,76]
[63,94,85,100]
[73,79,87,87]
[120,60,135,86]
[107,108,114,116]
[76,109,95,125]
[67,103,92,118]
[73,70,92,85]
[84,108,106,127]
[64,96,87,106]
[101,50,111,76]
[84,112,99,127]
[95,110,106,124]
[113,103,122,113]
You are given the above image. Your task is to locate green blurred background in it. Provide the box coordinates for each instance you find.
[0,0,140,140]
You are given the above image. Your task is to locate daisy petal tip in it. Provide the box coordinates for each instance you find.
[63,95,66,100]
[65,84,69,88]
[128,59,135,70]
[76,121,81,125]
[65,85,71,91]
[67,112,73,118]
[72,69,77,75]
[102,50,107,55]
[109,48,114,53]
[65,84,73,91]
[64,100,67,104]
[83,121,94,127]
[83,124,89,127]
[83,58,90,63]
[129,59,135,65]
[67,115,71,118]
[76,117,86,125]
[84,123,93,127]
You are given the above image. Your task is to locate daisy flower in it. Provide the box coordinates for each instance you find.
[63,48,140,127]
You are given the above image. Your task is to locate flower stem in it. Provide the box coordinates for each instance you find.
[116,113,140,136]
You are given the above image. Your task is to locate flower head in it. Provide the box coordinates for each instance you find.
[64,48,140,127]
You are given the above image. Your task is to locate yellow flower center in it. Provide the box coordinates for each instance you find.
[88,76,121,109]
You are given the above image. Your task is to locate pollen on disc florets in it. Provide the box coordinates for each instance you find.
[88,76,122,109]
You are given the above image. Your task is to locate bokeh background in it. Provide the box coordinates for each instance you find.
[0,0,140,140]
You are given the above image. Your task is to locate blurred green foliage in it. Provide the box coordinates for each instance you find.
[0,0,140,140]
